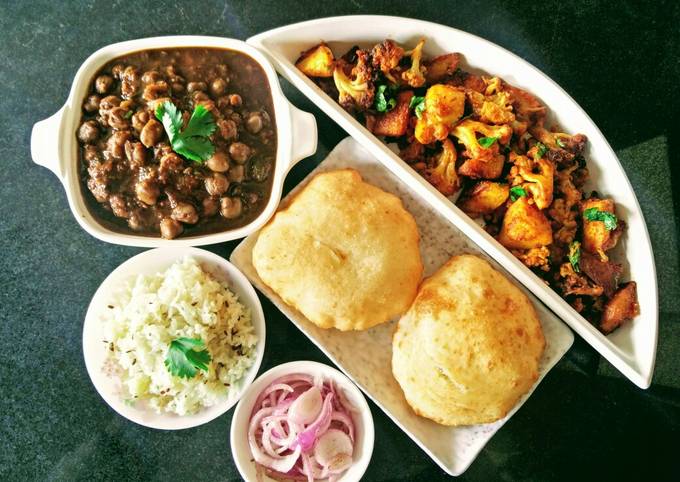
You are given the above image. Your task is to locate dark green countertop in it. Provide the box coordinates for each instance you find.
[1,1,679,480]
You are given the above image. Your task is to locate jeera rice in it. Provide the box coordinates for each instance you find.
[100,257,257,415]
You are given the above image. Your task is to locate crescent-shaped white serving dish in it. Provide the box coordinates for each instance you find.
[31,36,317,247]
[247,15,657,388]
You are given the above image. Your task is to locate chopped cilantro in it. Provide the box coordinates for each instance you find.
[555,136,566,148]
[535,141,548,158]
[583,207,618,231]
[568,241,581,273]
[510,185,527,201]
[164,337,211,379]
[375,84,398,112]
[155,101,216,163]
[409,95,426,119]
[478,136,498,148]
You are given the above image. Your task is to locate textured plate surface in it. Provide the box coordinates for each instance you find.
[246,15,657,388]
[231,137,573,475]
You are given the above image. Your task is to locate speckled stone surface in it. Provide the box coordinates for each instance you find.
[1,1,679,480]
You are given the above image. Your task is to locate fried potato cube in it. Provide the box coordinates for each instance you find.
[371,90,414,137]
[580,198,622,259]
[600,282,639,334]
[414,84,466,144]
[458,155,505,179]
[425,53,460,83]
[457,181,510,216]
[295,43,335,77]
[497,196,553,249]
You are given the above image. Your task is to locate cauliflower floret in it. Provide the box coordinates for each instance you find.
[530,124,588,165]
[295,42,335,77]
[451,119,512,179]
[414,84,466,144]
[422,139,460,196]
[401,38,427,87]
[371,39,404,84]
[508,152,555,210]
[457,181,509,216]
[497,196,553,249]
[467,89,515,125]
[332,51,374,110]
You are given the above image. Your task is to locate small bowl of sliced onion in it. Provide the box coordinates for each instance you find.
[230,361,374,482]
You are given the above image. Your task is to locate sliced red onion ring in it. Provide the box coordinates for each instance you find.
[288,385,322,426]
[248,374,356,481]
[248,406,301,473]
[330,411,355,442]
[291,393,333,452]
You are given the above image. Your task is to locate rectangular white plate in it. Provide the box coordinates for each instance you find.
[231,137,573,475]
[246,15,657,388]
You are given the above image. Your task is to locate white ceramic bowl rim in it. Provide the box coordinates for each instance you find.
[230,360,375,482]
[82,247,266,430]
[31,35,317,247]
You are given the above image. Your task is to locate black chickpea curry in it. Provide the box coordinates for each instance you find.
[77,47,277,240]
[295,39,639,334]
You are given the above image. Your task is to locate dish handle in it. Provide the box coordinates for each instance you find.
[31,107,64,178]
[288,103,317,169]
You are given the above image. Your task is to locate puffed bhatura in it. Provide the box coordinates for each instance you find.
[392,254,545,426]
[252,169,423,331]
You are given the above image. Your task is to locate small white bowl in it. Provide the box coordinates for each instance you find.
[82,247,266,430]
[230,361,375,482]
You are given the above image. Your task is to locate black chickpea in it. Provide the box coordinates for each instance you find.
[245,112,264,134]
[228,164,245,183]
[171,202,199,224]
[78,121,99,143]
[84,95,101,113]
[229,142,251,164]
[187,81,207,93]
[95,75,114,94]
[135,179,160,205]
[206,150,230,172]
[205,173,230,197]
[229,94,242,107]
[210,78,228,96]
[140,119,163,147]
[220,196,242,219]
[160,218,183,239]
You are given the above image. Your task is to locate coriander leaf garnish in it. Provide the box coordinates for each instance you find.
[568,241,581,273]
[155,101,216,163]
[124,110,134,119]
[375,84,397,112]
[555,137,566,148]
[164,337,211,379]
[535,141,548,158]
[478,136,498,148]
[509,185,527,201]
[583,207,618,231]
[409,95,426,119]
